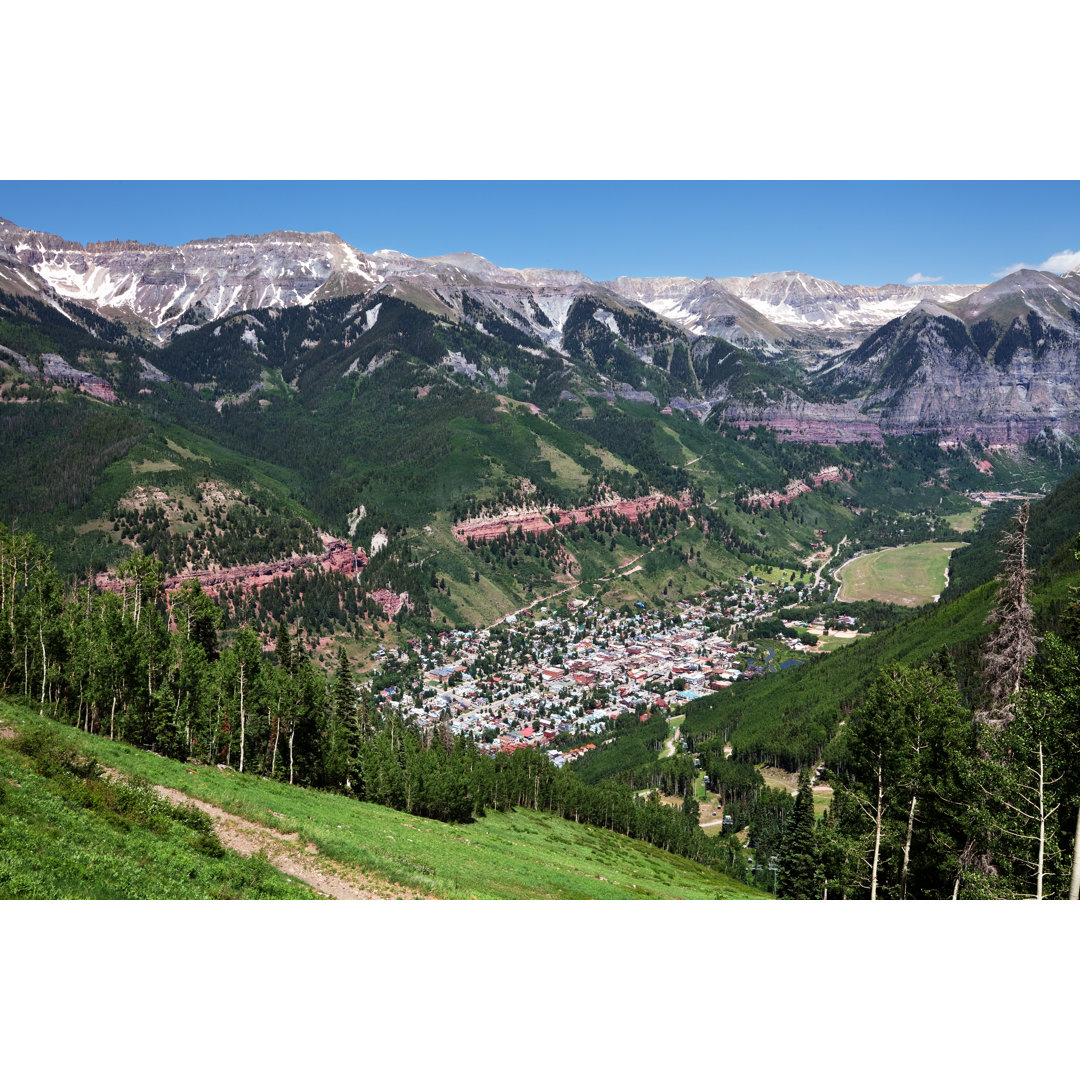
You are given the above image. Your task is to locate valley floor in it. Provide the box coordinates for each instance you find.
[834,541,962,606]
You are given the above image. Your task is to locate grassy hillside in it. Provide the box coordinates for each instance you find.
[0,702,764,900]
[0,713,314,900]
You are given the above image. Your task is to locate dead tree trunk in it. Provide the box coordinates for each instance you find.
[871,755,884,901]
[1069,803,1080,901]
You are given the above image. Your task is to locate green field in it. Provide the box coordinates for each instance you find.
[835,542,964,606]
[0,703,764,901]
[945,506,986,534]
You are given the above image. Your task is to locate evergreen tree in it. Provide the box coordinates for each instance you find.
[172,579,222,662]
[832,665,971,899]
[777,768,820,899]
[288,648,325,786]
[323,646,354,789]
[273,618,294,675]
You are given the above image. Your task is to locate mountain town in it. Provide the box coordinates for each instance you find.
[388,573,840,759]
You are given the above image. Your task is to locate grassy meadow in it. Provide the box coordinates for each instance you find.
[835,541,963,606]
[0,713,314,900]
[0,703,764,901]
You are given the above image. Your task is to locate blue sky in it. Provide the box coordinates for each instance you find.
[2,180,1077,287]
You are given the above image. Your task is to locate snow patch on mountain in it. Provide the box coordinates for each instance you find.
[639,297,704,335]
[718,271,983,331]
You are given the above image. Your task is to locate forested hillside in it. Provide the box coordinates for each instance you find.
[683,496,1080,899]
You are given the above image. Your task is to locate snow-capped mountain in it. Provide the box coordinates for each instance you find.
[716,270,983,332]
[0,218,674,350]
[0,218,387,332]
[603,276,791,348]
[387,251,621,350]
[0,215,1057,383]
[8,209,1080,449]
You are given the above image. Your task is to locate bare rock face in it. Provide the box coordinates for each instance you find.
[613,383,658,405]
[717,391,886,444]
[40,353,117,402]
[367,589,413,617]
[823,272,1080,442]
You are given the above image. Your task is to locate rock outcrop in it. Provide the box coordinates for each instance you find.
[40,354,118,402]
[453,494,684,544]
[744,466,853,509]
[366,589,412,617]
[94,537,367,599]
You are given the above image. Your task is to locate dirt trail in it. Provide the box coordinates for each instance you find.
[141,775,430,900]
[661,725,681,759]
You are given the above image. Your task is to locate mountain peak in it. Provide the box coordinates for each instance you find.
[422,252,504,275]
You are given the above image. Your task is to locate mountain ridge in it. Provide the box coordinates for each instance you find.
[7,211,1080,455]
[0,215,987,345]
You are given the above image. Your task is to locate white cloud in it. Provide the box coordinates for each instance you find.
[995,248,1080,279]
[906,272,943,284]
